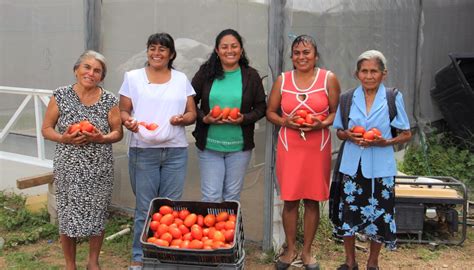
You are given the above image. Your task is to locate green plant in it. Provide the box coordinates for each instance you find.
[399,131,474,191]
[0,192,58,248]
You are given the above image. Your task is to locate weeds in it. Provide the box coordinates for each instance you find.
[0,191,134,268]
[0,191,57,248]
[399,130,474,192]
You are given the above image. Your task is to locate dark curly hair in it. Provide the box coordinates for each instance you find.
[199,29,249,81]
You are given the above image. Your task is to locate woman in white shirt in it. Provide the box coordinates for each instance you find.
[118,33,196,269]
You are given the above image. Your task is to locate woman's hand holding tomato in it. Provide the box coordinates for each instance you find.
[62,126,87,145]
[203,110,225,124]
[170,114,186,126]
[123,117,139,133]
[299,114,326,132]
[221,112,243,125]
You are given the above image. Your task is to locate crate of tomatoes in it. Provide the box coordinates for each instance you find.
[140,198,244,266]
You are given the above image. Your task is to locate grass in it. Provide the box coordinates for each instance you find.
[0,190,133,269]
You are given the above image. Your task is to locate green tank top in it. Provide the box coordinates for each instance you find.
[206,68,244,152]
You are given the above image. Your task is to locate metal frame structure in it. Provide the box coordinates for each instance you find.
[0,86,53,168]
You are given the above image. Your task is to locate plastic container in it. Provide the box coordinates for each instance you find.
[431,53,474,139]
[143,250,245,270]
[141,198,244,266]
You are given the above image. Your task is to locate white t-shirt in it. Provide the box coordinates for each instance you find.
[119,68,195,148]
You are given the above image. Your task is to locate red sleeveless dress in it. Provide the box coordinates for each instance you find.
[276,69,332,201]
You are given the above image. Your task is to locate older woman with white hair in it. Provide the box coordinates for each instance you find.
[331,50,411,270]
[42,50,123,270]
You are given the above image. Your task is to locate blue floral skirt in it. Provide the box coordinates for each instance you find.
[333,166,397,250]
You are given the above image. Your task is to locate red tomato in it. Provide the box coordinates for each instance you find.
[149,220,160,231]
[180,240,190,249]
[178,224,190,235]
[216,211,229,222]
[155,239,169,247]
[172,210,179,218]
[228,215,236,222]
[146,122,158,131]
[152,212,162,222]
[351,125,366,134]
[170,239,183,247]
[191,225,203,240]
[208,227,217,239]
[189,239,204,249]
[305,114,314,124]
[160,232,173,244]
[169,227,182,239]
[147,237,158,243]
[211,240,224,249]
[184,213,197,227]
[296,109,308,118]
[182,232,193,241]
[213,231,226,242]
[68,123,82,134]
[173,218,183,226]
[156,224,169,237]
[204,214,216,227]
[295,118,306,125]
[211,105,221,118]
[215,221,226,231]
[224,229,235,242]
[160,213,174,226]
[315,114,327,121]
[178,209,190,220]
[159,205,173,215]
[203,238,213,246]
[370,127,382,137]
[363,130,375,141]
[221,107,231,119]
[203,245,213,250]
[197,215,204,227]
[222,243,232,249]
[224,220,235,230]
[229,108,240,119]
[79,120,94,132]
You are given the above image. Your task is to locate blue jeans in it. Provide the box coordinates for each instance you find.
[198,149,252,202]
[128,147,188,263]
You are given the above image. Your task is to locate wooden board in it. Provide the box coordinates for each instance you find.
[16,172,53,189]
[395,185,461,199]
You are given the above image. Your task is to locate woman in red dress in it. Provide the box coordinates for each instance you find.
[266,35,340,270]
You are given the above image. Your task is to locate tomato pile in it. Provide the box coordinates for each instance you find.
[351,126,382,141]
[294,109,326,125]
[146,205,237,250]
[211,105,240,120]
[138,121,159,131]
[68,120,95,134]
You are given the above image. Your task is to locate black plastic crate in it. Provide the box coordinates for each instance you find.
[431,53,474,139]
[143,250,245,270]
[140,198,244,266]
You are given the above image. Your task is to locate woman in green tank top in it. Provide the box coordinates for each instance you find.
[191,29,266,202]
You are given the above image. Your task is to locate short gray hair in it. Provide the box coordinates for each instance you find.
[73,50,107,81]
[355,50,387,73]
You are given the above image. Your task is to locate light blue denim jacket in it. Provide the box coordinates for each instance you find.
[333,84,410,178]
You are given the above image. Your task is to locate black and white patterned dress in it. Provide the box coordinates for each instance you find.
[53,85,118,237]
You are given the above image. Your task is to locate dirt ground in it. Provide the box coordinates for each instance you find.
[1,226,473,269]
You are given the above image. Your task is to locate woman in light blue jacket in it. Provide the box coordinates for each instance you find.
[332,50,411,270]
